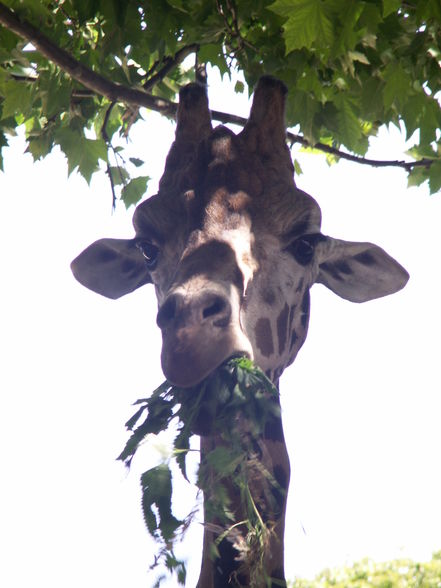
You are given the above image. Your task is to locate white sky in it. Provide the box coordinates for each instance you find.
[1,71,440,587]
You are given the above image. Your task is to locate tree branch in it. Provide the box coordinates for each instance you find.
[0,2,433,173]
[121,43,200,137]
[286,134,434,171]
[210,111,434,171]
[0,2,177,116]
[143,44,199,91]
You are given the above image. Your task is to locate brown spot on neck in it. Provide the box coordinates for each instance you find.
[255,317,274,357]
[288,304,296,332]
[277,302,289,355]
[261,287,276,306]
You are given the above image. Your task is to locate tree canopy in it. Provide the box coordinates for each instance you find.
[289,552,441,587]
[0,0,440,205]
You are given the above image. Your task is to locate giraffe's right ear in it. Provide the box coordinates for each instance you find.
[316,237,409,303]
[71,238,151,299]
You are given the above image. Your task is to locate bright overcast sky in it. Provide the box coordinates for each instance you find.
[1,70,440,587]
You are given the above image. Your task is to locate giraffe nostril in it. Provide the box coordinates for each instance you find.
[202,298,226,319]
[156,294,179,329]
[201,293,231,327]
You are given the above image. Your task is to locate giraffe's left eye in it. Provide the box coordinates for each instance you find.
[137,241,159,270]
[289,237,315,265]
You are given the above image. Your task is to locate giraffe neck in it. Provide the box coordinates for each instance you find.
[196,388,290,588]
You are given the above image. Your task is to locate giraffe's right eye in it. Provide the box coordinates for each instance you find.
[287,233,325,266]
[137,241,159,270]
[289,237,315,266]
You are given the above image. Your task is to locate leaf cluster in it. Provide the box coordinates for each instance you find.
[118,356,281,586]
[0,0,440,199]
[0,0,181,203]
[289,551,441,587]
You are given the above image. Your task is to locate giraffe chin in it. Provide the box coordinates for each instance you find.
[160,328,253,388]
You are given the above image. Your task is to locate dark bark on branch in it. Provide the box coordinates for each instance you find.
[212,111,433,171]
[0,2,177,116]
[143,44,199,91]
[0,2,432,172]
[287,137,434,171]
[125,43,200,137]
[195,53,208,86]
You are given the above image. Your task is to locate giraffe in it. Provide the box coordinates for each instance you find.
[71,76,409,587]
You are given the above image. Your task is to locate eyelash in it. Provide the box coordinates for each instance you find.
[289,238,315,265]
[136,241,160,270]
[286,234,324,266]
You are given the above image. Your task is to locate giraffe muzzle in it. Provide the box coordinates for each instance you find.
[157,288,252,387]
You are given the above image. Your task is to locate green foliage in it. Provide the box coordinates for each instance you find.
[289,552,441,587]
[121,175,150,209]
[270,0,334,53]
[0,0,439,195]
[118,357,281,586]
[140,465,182,543]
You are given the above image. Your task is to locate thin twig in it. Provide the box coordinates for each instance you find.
[216,0,256,60]
[143,43,199,91]
[101,102,118,209]
[195,51,207,86]
[123,43,199,137]
[101,102,115,144]
[288,137,434,171]
[105,162,117,210]
[226,0,255,51]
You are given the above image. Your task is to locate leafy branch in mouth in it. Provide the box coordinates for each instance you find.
[118,357,282,587]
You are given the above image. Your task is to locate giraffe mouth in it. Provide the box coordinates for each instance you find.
[227,351,251,362]
[160,326,253,388]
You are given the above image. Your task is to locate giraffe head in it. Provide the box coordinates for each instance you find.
[72,77,408,387]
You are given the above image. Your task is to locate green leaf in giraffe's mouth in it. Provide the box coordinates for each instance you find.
[117,356,282,585]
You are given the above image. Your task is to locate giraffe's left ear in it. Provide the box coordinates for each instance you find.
[71,238,151,299]
[316,237,409,303]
